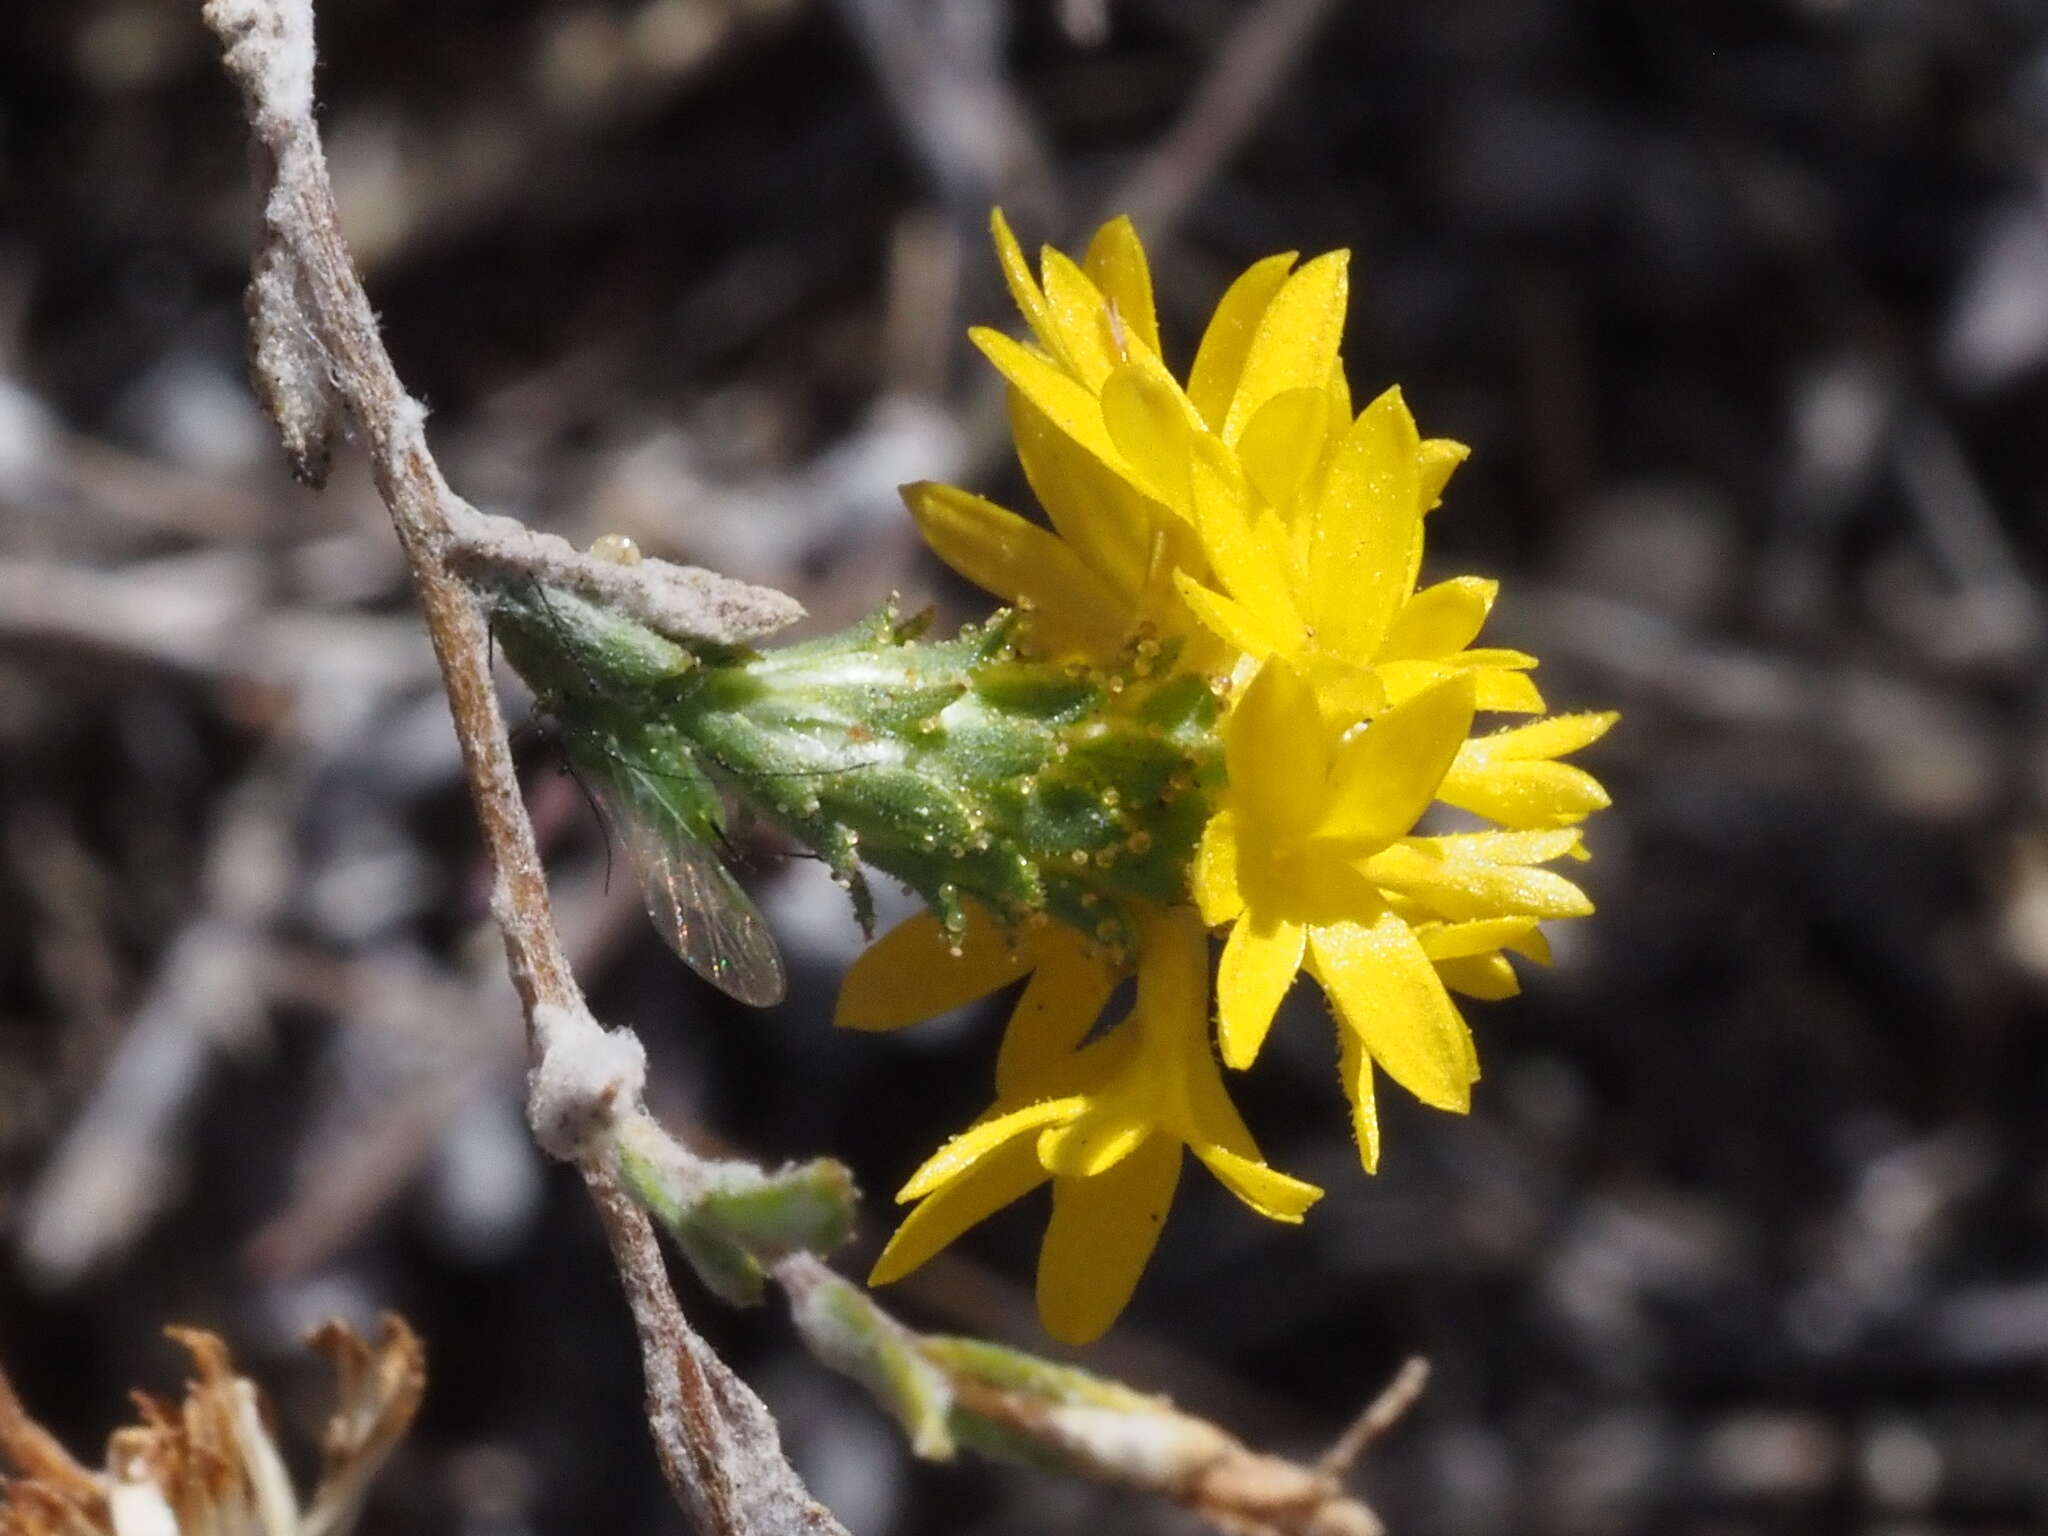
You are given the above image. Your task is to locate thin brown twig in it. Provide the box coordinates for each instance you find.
[1318,1358,1431,1478]
[205,0,573,1028]
[200,3,843,1531]
[766,1250,1405,1536]
[589,1168,842,1536]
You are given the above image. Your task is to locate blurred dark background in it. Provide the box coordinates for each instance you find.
[4,1,2048,1532]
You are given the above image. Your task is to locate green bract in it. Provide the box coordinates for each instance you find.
[475,577,1219,998]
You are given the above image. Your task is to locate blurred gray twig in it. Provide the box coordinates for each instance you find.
[1104,0,1344,240]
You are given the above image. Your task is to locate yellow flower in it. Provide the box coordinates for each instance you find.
[841,209,1618,1340]
[1193,657,1594,1170]
[843,906,1318,1344]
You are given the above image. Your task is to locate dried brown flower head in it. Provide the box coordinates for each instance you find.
[0,1316,423,1536]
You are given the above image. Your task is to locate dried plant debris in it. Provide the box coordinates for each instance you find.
[0,1317,423,1536]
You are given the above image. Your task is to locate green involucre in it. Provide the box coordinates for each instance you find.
[478,578,1218,963]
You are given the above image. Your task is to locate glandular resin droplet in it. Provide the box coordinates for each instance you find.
[588,532,643,565]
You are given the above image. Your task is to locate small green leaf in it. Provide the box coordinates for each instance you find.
[617,1119,858,1307]
[789,1271,956,1459]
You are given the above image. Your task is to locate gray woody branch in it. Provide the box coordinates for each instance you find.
[201,3,838,1531]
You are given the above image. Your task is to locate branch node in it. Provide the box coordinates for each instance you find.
[525,1002,647,1163]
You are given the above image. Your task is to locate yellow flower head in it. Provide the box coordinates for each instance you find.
[1194,657,1597,1169]
[840,211,1617,1341]
[843,906,1317,1344]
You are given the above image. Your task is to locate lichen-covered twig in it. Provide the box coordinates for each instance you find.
[620,1114,1413,1536]
[443,509,803,649]
[200,4,839,1532]
[776,1250,1404,1536]
[1317,1359,1431,1482]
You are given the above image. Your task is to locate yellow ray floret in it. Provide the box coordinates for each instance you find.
[1438,710,1620,829]
[859,908,1319,1344]
[1193,657,1593,1171]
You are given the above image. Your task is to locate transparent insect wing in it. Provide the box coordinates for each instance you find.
[585,767,789,1007]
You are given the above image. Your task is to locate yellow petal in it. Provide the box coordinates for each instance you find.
[1325,359,1353,435]
[1379,577,1497,662]
[1319,673,1476,848]
[1473,667,1546,714]
[1130,903,1213,1109]
[1426,828,1586,863]
[1038,246,1120,390]
[1174,571,1297,661]
[1177,1005,1264,1159]
[1365,840,1593,922]
[1417,438,1470,509]
[1009,389,1152,596]
[995,935,1122,1099]
[898,1095,1086,1200]
[1459,648,1540,672]
[903,480,1130,658]
[1301,653,1387,726]
[1193,1144,1322,1222]
[870,1132,1048,1286]
[1309,912,1476,1113]
[1100,363,1196,515]
[1338,1029,1380,1173]
[972,327,1130,483]
[1378,656,1543,714]
[1082,216,1161,359]
[1188,436,1303,633]
[1237,387,1332,514]
[1434,952,1520,1001]
[1216,914,1306,1070]
[1438,759,1612,829]
[1192,810,1246,925]
[1039,1108,1148,1179]
[1187,253,1297,432]
[1372,659,1446,706]
[1223,250,1350,444]
[1137,903,1210,1006]
[989,208,1057,355]
[1225,657,1328,840]
[1250,503,1302,587]
[1037,1135,1180,1343]
[1462,711,1619,763]
[1138,516,1217,640]
[1307,386,1422,661]
[1416,917,1540,961]
[836,905,1031,1031]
